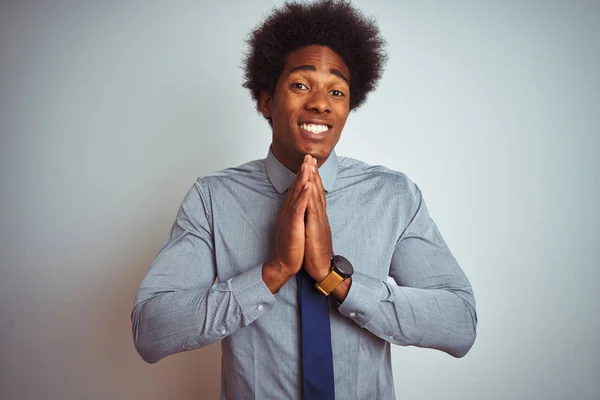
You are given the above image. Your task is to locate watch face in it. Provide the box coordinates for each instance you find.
[332,255,354,278]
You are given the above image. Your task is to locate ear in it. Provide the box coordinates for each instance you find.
[259,90,272,119]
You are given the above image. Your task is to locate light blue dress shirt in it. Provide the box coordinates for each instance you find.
[132,148,477,399]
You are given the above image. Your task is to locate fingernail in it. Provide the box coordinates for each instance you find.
[313,158,317,166]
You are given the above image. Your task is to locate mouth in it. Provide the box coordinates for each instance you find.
[298,122,332,141]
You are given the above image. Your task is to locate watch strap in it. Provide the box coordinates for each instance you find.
[315,270,344,296]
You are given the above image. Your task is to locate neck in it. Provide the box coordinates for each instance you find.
[270,146,327,173]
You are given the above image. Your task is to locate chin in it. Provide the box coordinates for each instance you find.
[298,144,330,158]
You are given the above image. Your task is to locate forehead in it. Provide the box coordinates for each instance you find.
[282,45,350,80]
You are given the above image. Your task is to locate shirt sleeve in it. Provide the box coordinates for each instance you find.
[337,179,478,358]
[131,179,275,363]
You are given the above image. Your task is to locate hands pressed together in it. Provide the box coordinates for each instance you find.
[263,155,351,300]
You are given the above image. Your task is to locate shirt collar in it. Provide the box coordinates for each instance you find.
[265,147,339,194]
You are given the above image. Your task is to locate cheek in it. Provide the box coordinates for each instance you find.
[335,109,349,131]
[273,97,296,124]
[276,108,296,130]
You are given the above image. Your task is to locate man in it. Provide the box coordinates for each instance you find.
[132,1,477,399]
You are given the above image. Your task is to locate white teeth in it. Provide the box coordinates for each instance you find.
[301,123,329,134]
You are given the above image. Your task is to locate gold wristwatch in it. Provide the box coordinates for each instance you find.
[314,255,354,296]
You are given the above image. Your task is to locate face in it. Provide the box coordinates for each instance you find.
[260,45,351,172]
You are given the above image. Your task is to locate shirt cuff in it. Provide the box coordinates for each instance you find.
[337,271,385,328]
[230,264,276,322]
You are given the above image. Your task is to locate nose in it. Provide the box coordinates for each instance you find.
[305,89,330,114]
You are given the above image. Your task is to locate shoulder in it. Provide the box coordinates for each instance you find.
[337,155,425,221]
[177,158,269,224]
[179,158,267,207]
[336,155,418,195]
[200,158,265,183]
[193,158,268,192]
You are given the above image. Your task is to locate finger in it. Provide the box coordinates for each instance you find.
[305,179,323,220]
[285,154,315,208]
[290,181,311,221]
[294,155,317,198]
[309,163,326,208]
[294,155,314,188]
[310,160,324,188]
[286,162,311,207]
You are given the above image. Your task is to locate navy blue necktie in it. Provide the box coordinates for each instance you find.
[297,268,335,400]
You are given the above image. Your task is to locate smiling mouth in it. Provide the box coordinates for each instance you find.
[299,123,331,135]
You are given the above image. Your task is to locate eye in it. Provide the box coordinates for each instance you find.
[330,90,345,97]
[291,82,308,90]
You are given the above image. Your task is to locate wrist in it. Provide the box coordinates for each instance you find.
[262,260,294,293]
[331,277,352,302]
[314,255,354,297]
[312,268,330,283]
[308,253,335,282]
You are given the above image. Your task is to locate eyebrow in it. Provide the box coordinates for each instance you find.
[288,64,349,85]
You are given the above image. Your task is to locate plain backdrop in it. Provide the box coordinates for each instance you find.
[1,1,599,399]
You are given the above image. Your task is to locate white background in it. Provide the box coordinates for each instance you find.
[1,1,599,399]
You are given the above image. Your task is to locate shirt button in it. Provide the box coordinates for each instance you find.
[257,304,264,311]
[220,328,227,336]
[349,312,356,317]
[388,335,394,341]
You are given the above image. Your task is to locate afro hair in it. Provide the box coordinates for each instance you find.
[243,0,387,114]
